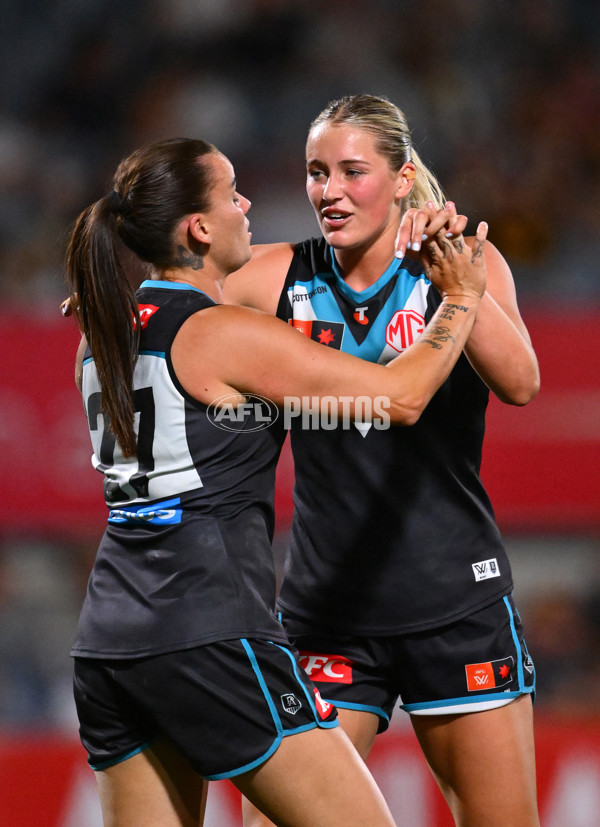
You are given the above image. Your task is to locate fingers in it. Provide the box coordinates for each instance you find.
[443,202,468,238]
[395,202,466,260]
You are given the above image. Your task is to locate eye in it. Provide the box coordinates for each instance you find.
[233,195,240,205]
[307,169,325,181]
[345,169,363,178]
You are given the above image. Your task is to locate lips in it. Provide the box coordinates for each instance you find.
[321,209,351,228]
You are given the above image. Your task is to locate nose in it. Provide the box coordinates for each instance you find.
[322,173,343,202]
[239,194,251,213]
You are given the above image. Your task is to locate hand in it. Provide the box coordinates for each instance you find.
[422,220,488,301]
[395,201,467,259]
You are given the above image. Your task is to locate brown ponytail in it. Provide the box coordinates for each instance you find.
[66,197,140,456]
[65,137,216,457]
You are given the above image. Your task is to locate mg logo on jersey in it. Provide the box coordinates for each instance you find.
[385,309,425,352]
[298,652,353,684]
[465,656,514,692]
[281,693,302,715]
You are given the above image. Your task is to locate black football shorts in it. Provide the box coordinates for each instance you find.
[73,638,338,779]
[283,594,535,733]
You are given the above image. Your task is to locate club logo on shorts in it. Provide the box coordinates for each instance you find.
[281,693,302,715]
[465,656,514,692]
[472,558,501,582]
[298,652,353,684]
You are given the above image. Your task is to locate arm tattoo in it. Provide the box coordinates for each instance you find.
[172,245,205,270]
[420,324,456,350]
[439,302,469,321]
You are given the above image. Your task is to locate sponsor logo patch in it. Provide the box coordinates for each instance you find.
[465,656,514,692]
[353,306,369,325]
[385,309,425,352]
[313,688,333,718]
[281,693,302,715]
[298,652,353,684]
[472,558,500,582]
[288,319,344,349]
[136,304,160,329]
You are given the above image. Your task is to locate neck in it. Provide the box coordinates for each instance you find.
[156,267,224,303]
[332,236,397,291]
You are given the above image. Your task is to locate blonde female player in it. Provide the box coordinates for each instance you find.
[224,95,541,827]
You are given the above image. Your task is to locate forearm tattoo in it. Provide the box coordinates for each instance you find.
[420,302,467,350]
[420,324,456,350]
[439,302,469,321]
[172,244,205,270]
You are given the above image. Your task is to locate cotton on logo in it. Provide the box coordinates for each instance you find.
[298,652,353,684]
[385,309,425,352]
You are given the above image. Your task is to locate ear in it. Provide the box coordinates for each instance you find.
[395,162,416,198]
[187,213,211,245]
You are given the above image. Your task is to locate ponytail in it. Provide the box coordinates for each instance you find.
[66,196,140,457]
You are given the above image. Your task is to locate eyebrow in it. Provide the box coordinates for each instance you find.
[306,158,371,167]
[232,176,237,189]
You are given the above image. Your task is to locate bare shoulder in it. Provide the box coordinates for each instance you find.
[223,242,295,314]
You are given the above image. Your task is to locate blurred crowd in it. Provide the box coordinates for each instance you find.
[2,0,600,308]
[2,0,600,730]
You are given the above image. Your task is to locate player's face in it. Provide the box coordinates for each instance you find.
[204,152,252,274]
[306,123,404,253]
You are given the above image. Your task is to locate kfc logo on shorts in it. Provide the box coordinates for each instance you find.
[281,693,302,715]
[298,652,353,684]
[465,657,514,692]
[385,309,425,352]
[313,687,333,718]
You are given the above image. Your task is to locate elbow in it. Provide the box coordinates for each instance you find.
[388,396,427,426]
[495,369,541,407]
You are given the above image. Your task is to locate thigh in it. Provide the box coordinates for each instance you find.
[411,695,539,827]
[236,725,395,827]
[282,626,398,735]
[96,737,208,827]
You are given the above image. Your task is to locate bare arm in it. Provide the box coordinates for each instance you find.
[396,202,539,406]
[75,335,87,391]
[223,242,295,314]
[173,225,487,425]
[463,240,540,405]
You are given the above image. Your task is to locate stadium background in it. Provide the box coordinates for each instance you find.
[1,1,599,824]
